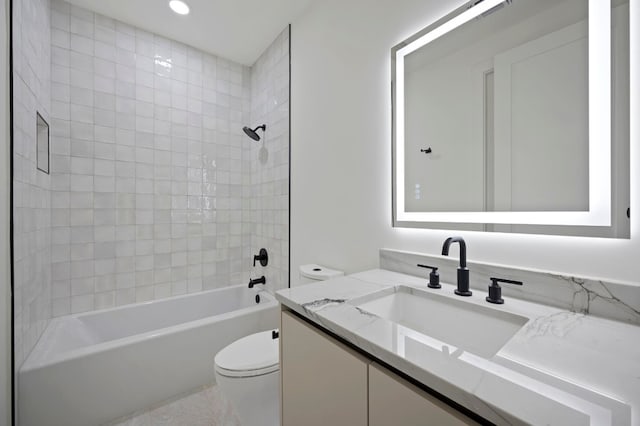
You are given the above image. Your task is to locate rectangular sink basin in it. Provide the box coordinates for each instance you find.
[356,286,528,358]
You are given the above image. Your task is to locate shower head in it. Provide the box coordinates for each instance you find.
[243,124,266,141]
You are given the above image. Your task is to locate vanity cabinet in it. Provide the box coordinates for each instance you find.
[281,310,478,426]
[369,362,477,426]
[280,311,369,426]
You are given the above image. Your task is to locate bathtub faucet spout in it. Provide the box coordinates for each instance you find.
[248,276,266,288]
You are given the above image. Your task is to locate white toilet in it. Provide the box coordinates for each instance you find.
[214,264,344,426]
[298,263,344,285]
[214,330,280,426]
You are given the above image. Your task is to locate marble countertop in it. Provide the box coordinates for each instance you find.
[276,269,640,426]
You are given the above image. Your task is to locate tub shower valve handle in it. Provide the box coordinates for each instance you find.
[253,248,268,267]
[486,277,523,304]
[248,276,266,288]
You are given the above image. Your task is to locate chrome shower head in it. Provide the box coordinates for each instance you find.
[243,124,266,141]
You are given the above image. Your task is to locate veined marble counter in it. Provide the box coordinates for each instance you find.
[276,269,640,426]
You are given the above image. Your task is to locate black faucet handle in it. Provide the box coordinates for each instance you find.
[490,277,523,287]
[417,264,437,272]
[253,248,268,267]
[417,264,441,289]
[487,277,523,304]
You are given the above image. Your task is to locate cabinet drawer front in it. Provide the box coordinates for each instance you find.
[281,311,369,426]
[369,363,478,426]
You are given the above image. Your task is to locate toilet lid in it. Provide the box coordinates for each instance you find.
[215,330,279,378]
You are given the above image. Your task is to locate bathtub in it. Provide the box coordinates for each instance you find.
[19,284,279,426]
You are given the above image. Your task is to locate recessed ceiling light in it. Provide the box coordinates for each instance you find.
[169,0,190,15]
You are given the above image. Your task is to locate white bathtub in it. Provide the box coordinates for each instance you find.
[19,285,279,426]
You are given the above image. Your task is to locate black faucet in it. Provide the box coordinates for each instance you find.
[417,264,441,289]
[486,277,523,304]
[253,248,268,267]
[441,236,472,296]
[248,276,266,288]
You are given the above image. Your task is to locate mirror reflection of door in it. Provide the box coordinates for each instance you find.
[492,22,588,213]
[403,0,591,214]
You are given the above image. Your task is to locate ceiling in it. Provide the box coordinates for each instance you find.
[64,0,313,65]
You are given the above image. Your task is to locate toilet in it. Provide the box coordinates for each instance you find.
[214,264,344,426]
[214,330,280,426]
[298,263,344,285]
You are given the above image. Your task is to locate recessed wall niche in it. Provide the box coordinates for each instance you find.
[36,112,49,174]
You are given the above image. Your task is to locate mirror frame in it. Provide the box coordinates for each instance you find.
[392,0,612,229]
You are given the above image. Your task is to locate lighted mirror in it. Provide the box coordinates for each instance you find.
[392,0,630,237]
[36,112,49,174]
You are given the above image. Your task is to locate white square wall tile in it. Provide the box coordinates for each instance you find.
[69,175,94,192]
[71,294,95,314]
[70,34,93,55]
[95,41,116,61]
[95,26,115,44]
[30,2,289,326]
[95,291,116,309]
[116,288,136,306]
[52,298,71,317]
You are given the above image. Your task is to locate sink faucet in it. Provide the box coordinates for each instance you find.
[441,236,472,297]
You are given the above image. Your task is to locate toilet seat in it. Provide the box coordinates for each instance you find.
[215,330,279,378]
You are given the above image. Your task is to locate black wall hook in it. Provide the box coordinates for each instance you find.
[420,147,432,154]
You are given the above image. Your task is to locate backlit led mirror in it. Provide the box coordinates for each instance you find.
[392,0,629,237]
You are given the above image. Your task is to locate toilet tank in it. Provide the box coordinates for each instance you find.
[298,264,344,285]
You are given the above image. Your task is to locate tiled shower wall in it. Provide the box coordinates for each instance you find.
[48,0,255,316]
[46,0,290,317]
[12,0,290,367]
[12,0,52,367]
[247,28,290,293]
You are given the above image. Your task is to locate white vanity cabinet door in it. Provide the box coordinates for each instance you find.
[369,363,478,426]
[280,311,369,426]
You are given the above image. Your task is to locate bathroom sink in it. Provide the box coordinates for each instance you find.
[355,286,528,358]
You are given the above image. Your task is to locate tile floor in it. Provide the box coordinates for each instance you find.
[107,385,241,426]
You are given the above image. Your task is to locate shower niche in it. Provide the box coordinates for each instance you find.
[36,112,49,174]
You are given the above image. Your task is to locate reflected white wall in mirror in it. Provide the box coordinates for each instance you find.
[392,0,630,237]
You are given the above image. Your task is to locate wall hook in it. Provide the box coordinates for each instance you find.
[420,147,432,154]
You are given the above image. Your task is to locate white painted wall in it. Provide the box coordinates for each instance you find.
[0,0,12,422]
[290,0,639,285]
